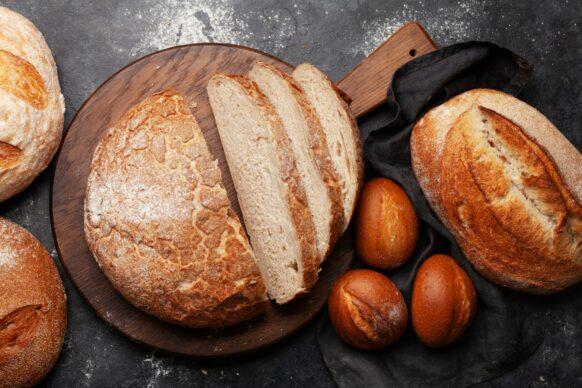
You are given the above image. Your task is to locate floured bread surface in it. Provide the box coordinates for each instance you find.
[411,89,582,293]
[207,74,319,304]
[250,61,343,260]
[0,7,65,202]
[0,217,66,387]
[84,90,267,328]
[293,63,364,231]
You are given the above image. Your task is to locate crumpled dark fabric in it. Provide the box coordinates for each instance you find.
[318,42,544,387]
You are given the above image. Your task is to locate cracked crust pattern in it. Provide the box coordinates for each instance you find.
[84,90,267,328]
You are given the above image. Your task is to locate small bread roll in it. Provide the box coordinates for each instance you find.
[411,254,476,347]
[0,217,67,387]
[356,178,419,270]
[328,269,408,350]
[0,7,65,202]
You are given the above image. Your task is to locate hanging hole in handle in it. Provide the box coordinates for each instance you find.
[409,49,417,57]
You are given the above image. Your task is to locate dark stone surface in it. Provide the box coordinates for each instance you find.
[0,0,579,386]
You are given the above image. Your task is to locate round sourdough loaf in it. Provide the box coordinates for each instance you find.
[0,217,67,387]
[411,89,582,293]
[84,91,267,328]
[0,7,65,202]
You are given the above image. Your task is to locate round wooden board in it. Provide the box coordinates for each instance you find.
[51,44,354,358]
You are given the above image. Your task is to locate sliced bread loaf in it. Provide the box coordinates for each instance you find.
[207,74,319,303]
[84,90,267,327]
[292,63,364,231]
[249,61,343,261]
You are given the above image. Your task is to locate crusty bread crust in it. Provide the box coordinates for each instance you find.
[411,89,582,293]
[0,217,67,387]
[84,90,267,327]
[411,88,582,223]
[252,61,344,260]
[214,75,320,295]
[292,64,364,232]
[0,7,65,202]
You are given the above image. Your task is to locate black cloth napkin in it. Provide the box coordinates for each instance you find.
[318,42,544,387]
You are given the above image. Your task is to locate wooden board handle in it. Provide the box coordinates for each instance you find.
[338,22,437,118]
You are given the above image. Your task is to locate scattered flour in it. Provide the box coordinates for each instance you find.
[143,353,172,388]
[352,1,488,56]
[81,359,96,384]
[128,0,250,57]
[127,0,297,57]
[0,247,16,268]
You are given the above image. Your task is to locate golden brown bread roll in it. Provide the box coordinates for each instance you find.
[411,254,477,347]
[355,178,419,270]
[0,7,64,202]
[328,269,408,350]
[0,217,67,387]
[411,89,582,293]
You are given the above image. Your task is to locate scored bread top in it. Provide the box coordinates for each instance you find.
[440,106,581,292]
[0,217,66,387]
[207,74,319,303]
[411,89,582,293]
[411,89,582,224]
[0,7,64,202]
[292,63,364,232]
[249,61,344,260]
[84,90,267,327]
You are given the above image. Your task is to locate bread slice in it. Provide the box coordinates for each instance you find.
[207,74,319,303]
[84,90,267,327]
[249,61,343,260]
[292,63,364,231]
[411,89,582,293]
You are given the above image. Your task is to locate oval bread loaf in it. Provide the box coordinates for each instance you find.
[0,7,65,202]
[84,90,267,328]
[411,89,582,293]
[0,217,67,387]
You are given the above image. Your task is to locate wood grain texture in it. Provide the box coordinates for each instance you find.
[338,22,437,117]
[51,23,434,357]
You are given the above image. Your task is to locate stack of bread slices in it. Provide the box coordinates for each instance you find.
[208,62,363,304]
[85,62,362,329]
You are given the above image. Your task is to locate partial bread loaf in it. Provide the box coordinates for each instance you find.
[249,61,343,260]
[0,217,67,387]
[292,63,364,232]
[0,7,65,202]
[207,74,319,304]
[84,90,267,327]
[411,89,582,293]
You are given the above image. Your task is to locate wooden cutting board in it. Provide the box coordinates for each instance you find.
[51,22,437,358]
